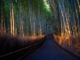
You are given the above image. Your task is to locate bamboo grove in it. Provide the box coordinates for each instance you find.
[0,0,80,39]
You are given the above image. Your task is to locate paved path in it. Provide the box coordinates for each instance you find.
[24,36,78,60]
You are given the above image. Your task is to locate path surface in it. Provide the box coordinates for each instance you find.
[24,36,78,60]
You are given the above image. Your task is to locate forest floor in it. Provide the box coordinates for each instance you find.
[0,30,80,60]
[0,31,45,57]
[54,34,80,58]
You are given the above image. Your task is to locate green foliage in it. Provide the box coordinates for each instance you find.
[13,0,19,15]
[2,0,52,19]
[20,0,52,18]
[3,0,10,12]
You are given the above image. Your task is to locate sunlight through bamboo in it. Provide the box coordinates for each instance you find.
[39,23,42,36]
[10,4,15,36]
[33,22,36,36]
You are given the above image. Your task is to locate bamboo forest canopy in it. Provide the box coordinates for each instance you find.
[2,0,52,17]
[0,0,80,36]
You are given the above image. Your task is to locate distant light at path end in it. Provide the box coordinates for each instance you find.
[43,0,50,10]
[46,4,50,8]
[44,0,50,8]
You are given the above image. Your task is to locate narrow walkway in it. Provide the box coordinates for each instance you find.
[24,36,78,60]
